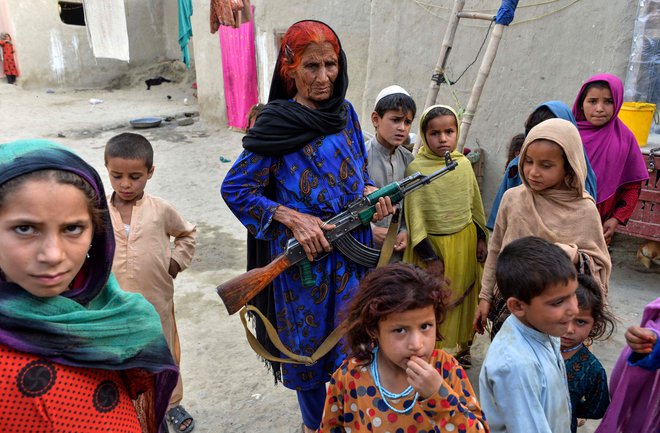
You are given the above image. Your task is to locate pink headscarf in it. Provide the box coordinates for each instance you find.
[571,73,649,204]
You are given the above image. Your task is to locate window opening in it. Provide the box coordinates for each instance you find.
[59,1,85,26]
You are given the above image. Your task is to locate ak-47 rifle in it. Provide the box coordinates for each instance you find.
[217,151,458,314]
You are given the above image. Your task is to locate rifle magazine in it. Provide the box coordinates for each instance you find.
[334,235,380,267]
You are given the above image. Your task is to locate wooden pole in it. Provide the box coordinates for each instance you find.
[457,12,495,21]
[457,23,504,152]
[414,0,465,155]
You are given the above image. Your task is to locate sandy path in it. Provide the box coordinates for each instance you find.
[1,82,658,433]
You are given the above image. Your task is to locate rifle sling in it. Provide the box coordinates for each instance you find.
[239,214,401,365]
[377,208,401,267]
[240,304,348,365]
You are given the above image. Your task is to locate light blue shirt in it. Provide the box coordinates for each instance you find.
[479,315,572,433]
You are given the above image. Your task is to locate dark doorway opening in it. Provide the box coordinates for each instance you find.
[59,1,85,26]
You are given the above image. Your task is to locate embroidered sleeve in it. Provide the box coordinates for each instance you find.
[221,150,281,240]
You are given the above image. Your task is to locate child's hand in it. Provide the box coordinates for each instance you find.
[394,231,408,252]
[168,259,181,279]
[371,225,388,245]
[476,238,488,262]
[406,356,442,399]
[602,218,619,245]
[425,259,451,286]
[625,326,657,354]
[473,299,491,334]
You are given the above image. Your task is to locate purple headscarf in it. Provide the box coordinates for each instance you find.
[571,73,649,203]
[594,297,660,433]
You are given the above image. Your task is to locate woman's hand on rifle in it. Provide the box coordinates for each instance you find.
[274,205,336,261]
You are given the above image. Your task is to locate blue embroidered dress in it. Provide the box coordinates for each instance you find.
[564,345,609,433]
[222,101,374,390]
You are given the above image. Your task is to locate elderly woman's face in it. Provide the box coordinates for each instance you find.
[288,42,339,109]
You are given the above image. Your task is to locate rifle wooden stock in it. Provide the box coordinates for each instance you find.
[217,254,292,315]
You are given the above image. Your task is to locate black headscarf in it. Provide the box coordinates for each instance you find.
[243,21,350,383]
[242,20,349,156]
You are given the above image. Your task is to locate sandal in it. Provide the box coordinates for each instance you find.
[455,349,472,369]
[167,405,195,433]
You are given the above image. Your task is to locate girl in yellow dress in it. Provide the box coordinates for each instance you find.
[403,105,487,365]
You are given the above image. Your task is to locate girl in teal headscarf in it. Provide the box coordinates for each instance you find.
[0,139,178,433]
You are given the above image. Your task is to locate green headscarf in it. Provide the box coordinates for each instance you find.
[405,105,487,246]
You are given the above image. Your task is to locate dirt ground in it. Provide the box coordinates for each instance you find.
[0,80,658,433]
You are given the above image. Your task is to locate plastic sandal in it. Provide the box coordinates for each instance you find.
[167,405,195,433]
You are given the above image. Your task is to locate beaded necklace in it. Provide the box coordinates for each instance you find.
[370,347,419,414]
[561,342,584,353]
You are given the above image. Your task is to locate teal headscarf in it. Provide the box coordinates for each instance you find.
[0,139,178,433]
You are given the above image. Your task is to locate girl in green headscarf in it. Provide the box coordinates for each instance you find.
[0,139,178,433]
[403,106,487,365]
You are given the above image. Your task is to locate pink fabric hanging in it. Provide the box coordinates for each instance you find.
[219,8,258,130]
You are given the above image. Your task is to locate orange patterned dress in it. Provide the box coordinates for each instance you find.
[0,344,145,432]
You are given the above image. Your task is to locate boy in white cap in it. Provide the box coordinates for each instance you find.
[366,85,417,255]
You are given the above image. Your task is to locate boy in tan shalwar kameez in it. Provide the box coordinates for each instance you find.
[104,133,197,433]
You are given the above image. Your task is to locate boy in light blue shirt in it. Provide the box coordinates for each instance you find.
[479,236,579,433]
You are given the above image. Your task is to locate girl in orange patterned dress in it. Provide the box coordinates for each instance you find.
[320,263,488,433]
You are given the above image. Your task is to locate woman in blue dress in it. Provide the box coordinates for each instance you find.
[221,20,392,433]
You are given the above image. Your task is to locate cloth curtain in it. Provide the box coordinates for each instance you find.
[218,8,258,129]
[178,0,193,68]
[83,0,130,61]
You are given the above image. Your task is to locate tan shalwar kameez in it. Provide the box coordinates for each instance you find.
[108,192,196,407]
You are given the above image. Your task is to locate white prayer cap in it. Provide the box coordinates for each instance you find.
[374,85,411,109]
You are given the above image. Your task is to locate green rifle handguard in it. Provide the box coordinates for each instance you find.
[358,183,404,225]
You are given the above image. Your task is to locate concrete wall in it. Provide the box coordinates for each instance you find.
[5,0,180,88]
[189,0,225,123]
[190,0,635,209]
[362,0,635,211]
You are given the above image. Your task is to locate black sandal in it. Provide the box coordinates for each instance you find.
[167,405,195,433]
[455,349,472,369]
